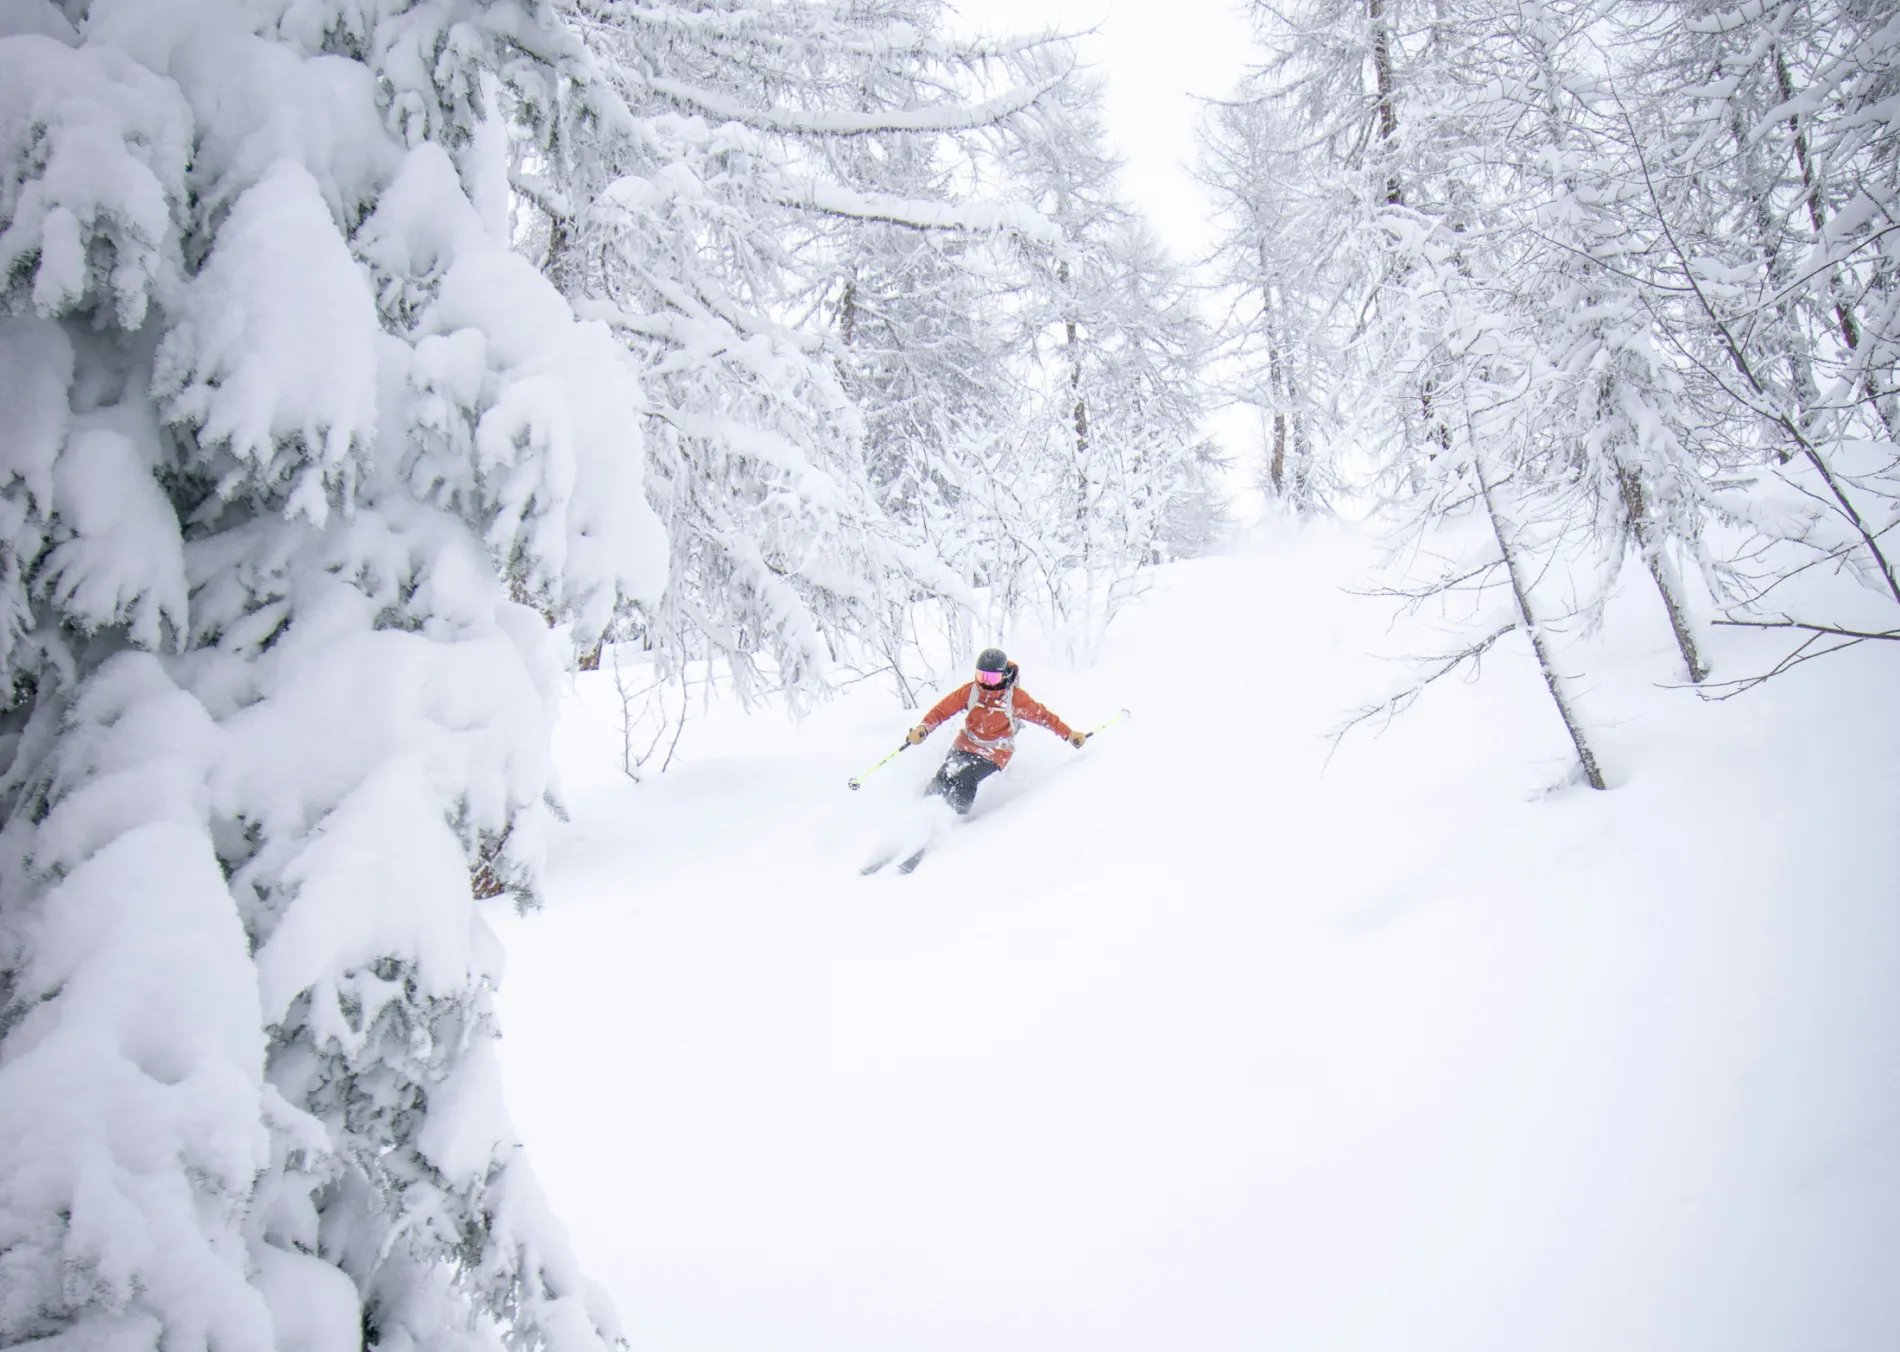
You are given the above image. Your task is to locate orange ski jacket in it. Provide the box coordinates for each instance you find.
[919,679,1074,768]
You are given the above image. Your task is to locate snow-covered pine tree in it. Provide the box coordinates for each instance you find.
[990,71,1220,642]
[542,1,1214,688]
[801,7,1223,670]
[535,0,1068,704]
[0,2,655,1347]
[803,6,1045,698]
[822,193,1024,702]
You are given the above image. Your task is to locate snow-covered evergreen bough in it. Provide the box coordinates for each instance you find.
[0,2,663,1348]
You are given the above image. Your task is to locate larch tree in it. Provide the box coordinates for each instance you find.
[1198,90,1331,510]
[1211,0,1898,775]
[991,71,1221,643]
[534,0,1069,704]
[1212,0,1618,787]
[1623,0,1900,684]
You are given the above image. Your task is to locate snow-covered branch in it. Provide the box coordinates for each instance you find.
[644,71,1067,137]
[772,180,1060,240]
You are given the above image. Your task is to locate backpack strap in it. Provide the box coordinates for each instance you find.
[962,683,1020,751]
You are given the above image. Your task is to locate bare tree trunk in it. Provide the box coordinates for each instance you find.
[1051,256,1095,623]
[1727,105,1820,461]
[1069,320,1090,564]
[1774,46,1897,440]
[1368,0,1401,205]
[1474,438,1608,790]
[1261,247,1289,496]
[545,212,584,300]
[1641,125,1900,610]
[1616,465,1709,683]
[1267,336,1288,495]
[1270,328,1313,509]
[1290,411,1312,508]
[1060,260,1091,553]
[1070,343,1089,466]
[838,275,857,347]
[1420,378,1451,457]
[880,631,915,709]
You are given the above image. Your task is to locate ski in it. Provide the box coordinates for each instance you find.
[860,846,928,876]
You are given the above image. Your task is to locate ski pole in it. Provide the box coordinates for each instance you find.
[1082,708,1132,741]
[847,742,908,790]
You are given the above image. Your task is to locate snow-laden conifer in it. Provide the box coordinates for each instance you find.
[0,2,654,1346]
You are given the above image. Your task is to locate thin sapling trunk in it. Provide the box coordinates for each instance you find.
[1473,431,1609,790]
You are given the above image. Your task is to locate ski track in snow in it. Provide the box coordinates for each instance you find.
[489,527,1900,1352]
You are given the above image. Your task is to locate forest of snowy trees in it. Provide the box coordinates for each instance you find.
[1201,0,1899,786]
[0,1,1210,1348]
[0,0,1893,1348]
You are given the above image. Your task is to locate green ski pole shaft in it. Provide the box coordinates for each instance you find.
[1082,708,1132,741]
[847,742,908,790]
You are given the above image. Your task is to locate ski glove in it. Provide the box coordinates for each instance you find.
[1069,731,1088,748]
[906,725,928,745]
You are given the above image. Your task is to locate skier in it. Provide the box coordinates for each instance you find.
[905,647,1086,815]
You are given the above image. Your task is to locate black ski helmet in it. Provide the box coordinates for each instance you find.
[975,647,1018,688]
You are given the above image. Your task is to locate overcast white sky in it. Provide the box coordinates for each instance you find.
[946,0,1257,266]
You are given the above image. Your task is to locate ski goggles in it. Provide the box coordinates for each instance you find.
[975,667,1008,685]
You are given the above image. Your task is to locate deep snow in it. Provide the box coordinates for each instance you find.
[488,525,1900,1352]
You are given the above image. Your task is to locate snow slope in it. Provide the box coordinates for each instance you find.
[488,525,1900,1352]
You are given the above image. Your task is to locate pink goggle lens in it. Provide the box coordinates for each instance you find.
[976,668,1006,685]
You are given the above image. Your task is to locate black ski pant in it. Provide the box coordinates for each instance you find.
[924,748,1001,815]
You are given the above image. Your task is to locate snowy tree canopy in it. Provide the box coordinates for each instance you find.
[521,0,1222,699]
